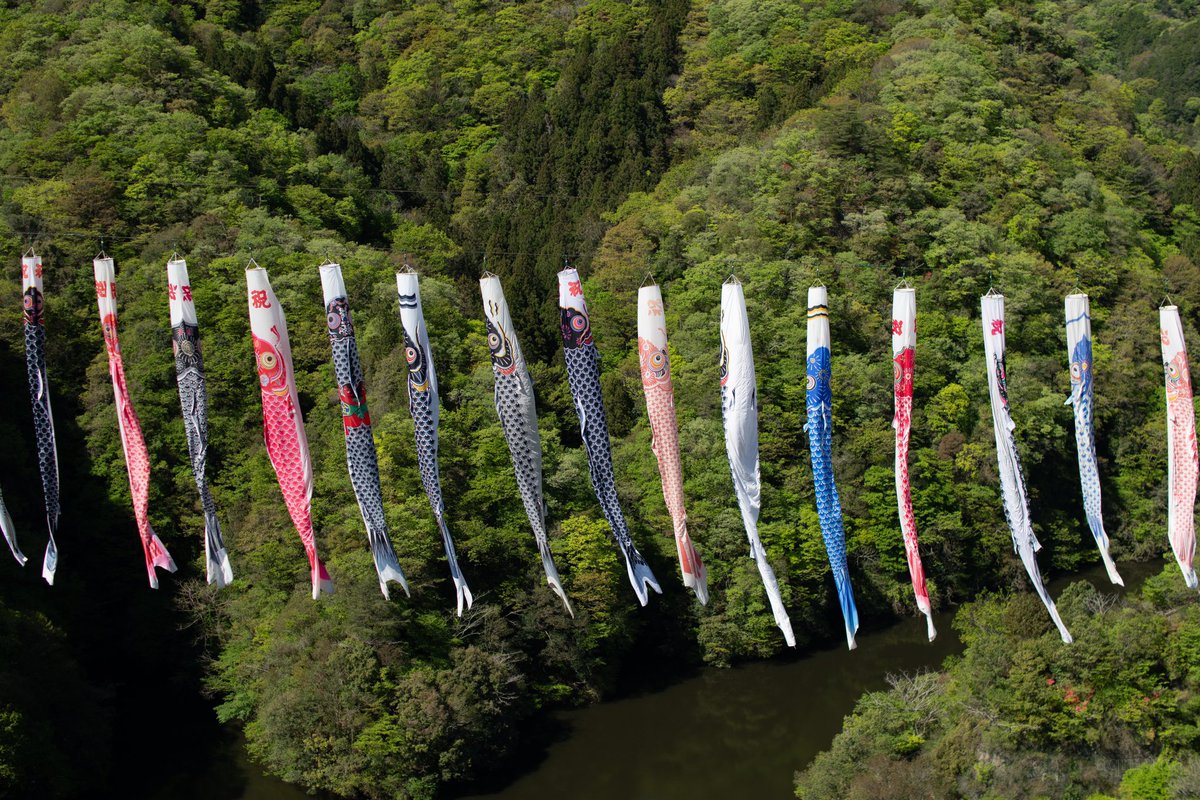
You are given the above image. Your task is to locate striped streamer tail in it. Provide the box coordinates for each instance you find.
[204,510,233,588]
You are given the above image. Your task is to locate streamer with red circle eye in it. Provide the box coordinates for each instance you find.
[982,293,1073,643]
[1065,294,1121,586]
[94,256,177,589]
[1160,303,1198,589]
[637,284,708,605]
[247,266,332,600]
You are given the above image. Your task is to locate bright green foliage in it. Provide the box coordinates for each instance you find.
[2,0,1200,796]
[795,570,1200,800]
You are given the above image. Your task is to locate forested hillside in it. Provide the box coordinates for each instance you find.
[1,0,1200,797]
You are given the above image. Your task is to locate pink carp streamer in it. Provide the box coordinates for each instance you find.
[247,266,333,599]
[93,257,177,588]
[1159,304,1198,589]
[637,284,708,604]
[891,287,935,641]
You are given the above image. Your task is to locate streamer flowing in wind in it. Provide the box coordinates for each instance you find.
[1159,303,1198,589]
[981,293,1073,643]
[558,268,661,606]
[397,272,472,615]
[719,278,794,646]
[0,484,26,567]
[805,286,859,651]
[480,274,572,615]
[168,258,233,588]
[94,257,177,588]
[247,266,333,599]
[891,286,936,640]
[637,283,707,604]
[23,253,59,583]
[321,263,409,600]
[1064,294,1122,586]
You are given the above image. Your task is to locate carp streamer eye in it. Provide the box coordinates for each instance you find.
[23,295,32,311]
[1070,362,1081,380]
[488,333,500,351]
[893,362,902,382]
[258,351,277,371]
[651,351,665,368]
[327,312,341,331]
[806,375,816,391]
[406,346,418,365]
[571,314,587,331]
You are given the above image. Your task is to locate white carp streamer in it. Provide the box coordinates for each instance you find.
[1159,303,1198,589]
[637,283,708,604]
[981,293,1072,643]
[719,278,795,646]
[891,287,936,640]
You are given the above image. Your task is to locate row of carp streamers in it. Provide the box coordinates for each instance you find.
[5,253,1195,645]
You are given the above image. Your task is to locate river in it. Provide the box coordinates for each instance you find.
[182,560,1158,800]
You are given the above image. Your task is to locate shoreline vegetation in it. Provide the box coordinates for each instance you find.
[795,566,1200,800]
[2,0,1200,798]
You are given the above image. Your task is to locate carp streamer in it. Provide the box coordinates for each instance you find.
[719,278,794,646]
[247,266,333,599]
[891,286,936,640]
[637,283,708,604]
[321,263,409,599]
[1064,294,1122,586]
[558,268,661,606]
[981,293,1072,642]
[168,258,233,587]
[23,253,59,583]
[94,257,177,588]
[397,272,472,615]
[805,286,859,650]
[1159,303,1198,589]
[480,273,572,614]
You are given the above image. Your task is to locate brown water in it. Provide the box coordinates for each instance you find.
[211,560,1158,800]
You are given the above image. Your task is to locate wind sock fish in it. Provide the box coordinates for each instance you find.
[719,278,794,645]
[805,287,859,650]
[558,268,661,606]
[94,257,177,588]
[1160,304,1198,589]
[23,253,59,583]
[1065,294,1122,586]
[247,266,333,599]
[981,293,1073,642]
[397,272,472,615]
[321,263,409,600]
[892,286,936,640]
[480,274,572,615]
[637,283,708,604]
[168,258,233,588]
[0,484,26,567]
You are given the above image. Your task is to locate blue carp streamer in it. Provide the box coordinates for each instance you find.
[805,286,859,651]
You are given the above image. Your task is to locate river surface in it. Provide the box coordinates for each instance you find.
[193,560,1158,800]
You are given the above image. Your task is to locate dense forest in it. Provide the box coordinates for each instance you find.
[795,567,1200,799]
[2,0,1200,797]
